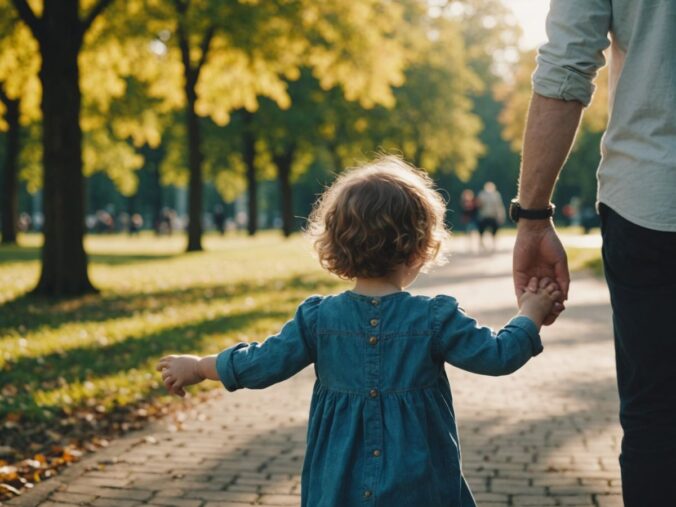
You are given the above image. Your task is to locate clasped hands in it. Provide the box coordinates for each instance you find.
[513,220,569,325]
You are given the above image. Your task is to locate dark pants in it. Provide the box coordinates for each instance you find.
[478,217,498,236]
[600,204,676,506]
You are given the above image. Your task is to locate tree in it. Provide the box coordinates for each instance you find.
[252,72,322,237]
[0,87,20,245]
[10,0,116,295]
[0,5,39,245]
[311,5,486,177]
[362,13,484,178]
[144,0,303,249]
[444,0,523,203]
[145,0,408,244]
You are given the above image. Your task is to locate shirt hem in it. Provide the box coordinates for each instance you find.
[597,199,676,233]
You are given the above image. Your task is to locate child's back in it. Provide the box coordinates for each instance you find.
[218,290,541,506]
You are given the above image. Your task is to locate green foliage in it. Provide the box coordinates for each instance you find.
[4,0,595,240]
[0,3,40,129]
[365,13,484,177]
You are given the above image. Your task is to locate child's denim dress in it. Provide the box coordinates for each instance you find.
[216,291,542,507]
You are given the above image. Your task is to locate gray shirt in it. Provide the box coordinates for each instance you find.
[533,0,676,232]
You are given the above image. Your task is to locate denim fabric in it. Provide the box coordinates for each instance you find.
[216,291,542,507]
[600,203,676,506]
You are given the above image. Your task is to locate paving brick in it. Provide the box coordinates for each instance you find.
[148,498,203,507]
[49,491,95,504]
[258,494,299,505]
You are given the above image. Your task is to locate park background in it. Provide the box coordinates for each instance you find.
[0,0,609,503]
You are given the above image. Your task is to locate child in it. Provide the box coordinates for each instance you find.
[156,156,561,507]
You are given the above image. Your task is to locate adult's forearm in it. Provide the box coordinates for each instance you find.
[518,93,584,209]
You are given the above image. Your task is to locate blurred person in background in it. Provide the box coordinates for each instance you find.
[459,189,480,252]
[129,213,143,235]
[477,182,505,252]
[213,205,226,235]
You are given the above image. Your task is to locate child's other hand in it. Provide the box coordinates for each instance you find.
[518,277,563,328]
[155,355,205,397]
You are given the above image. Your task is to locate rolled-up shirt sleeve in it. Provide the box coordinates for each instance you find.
[533,0,612,106]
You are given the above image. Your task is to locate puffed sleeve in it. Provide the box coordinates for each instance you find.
[215,295,321,391]
[532,0,612,106]
[432,295,542,376]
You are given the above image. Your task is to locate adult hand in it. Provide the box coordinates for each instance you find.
[513,221,569,325]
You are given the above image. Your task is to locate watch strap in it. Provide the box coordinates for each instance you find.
[519,206,555,219]
[509,199,555,222]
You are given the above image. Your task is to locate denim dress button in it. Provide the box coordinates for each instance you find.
[369,336,378,345]
[369,389,379,398]
[370,319,379,327]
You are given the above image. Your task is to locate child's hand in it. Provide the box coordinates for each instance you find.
[156,355,205,397]
[518,277,563,328]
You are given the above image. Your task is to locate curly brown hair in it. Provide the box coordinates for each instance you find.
[307,156,450,279]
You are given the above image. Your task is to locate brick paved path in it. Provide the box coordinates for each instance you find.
[10,237,623,507]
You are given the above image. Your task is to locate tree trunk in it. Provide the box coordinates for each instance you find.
[1,92,20,245]
[152,159,163,233]
[185,88,203,251]
[33,0,96,295]
[412,143,424,168]
[327,143,343,174]
[242,111,257,236]
[273,146,295,238]
[176,18,213,252]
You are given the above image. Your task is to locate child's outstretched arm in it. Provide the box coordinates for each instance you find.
[156,296,320,397]
[434,278,559,376]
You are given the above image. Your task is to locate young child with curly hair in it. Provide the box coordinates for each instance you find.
[157,156,560,507]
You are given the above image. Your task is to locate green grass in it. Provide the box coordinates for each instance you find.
[567,246,603,276]
[0,232,346,424]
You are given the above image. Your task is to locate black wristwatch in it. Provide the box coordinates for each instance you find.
[509,199,555,223]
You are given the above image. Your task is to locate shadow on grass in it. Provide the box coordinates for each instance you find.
[0,304,291,421]
[0,243,177,266]
[0,273,340,336]
[0,272,342,422]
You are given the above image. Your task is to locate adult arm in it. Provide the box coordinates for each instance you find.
[514,0,612,324]
[513,93,583,311]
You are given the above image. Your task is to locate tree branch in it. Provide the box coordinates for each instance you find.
[81,0,115,35]
[172,0,189,14]
[10,0,41,39]
[194,25,216,76]
[0,82,9,107]
[176,17,194,84]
